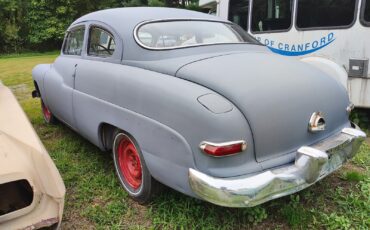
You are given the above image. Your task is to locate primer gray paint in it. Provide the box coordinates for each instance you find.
[32,7,352,199]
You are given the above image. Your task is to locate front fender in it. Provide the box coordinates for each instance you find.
[32,64,52,99]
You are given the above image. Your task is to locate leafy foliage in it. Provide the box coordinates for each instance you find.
[0,0,200,54]
[350,109,370,133]
[281,195,312,228]
[0,0,29,53]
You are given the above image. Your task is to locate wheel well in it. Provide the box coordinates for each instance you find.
[99,123,117,151]
[34,81,40,94]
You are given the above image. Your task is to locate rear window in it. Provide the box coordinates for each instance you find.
[135,20,255,49]
[297,0,357,29]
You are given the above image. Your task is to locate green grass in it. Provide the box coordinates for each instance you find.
[0,50,60,59]
[1,53,369,229]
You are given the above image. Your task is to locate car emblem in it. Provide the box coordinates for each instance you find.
[308,112,326,132]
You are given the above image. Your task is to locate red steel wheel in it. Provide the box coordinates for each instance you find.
[42,100,52,122]
[113,131,160,204]
[117,138,142,189]
[41,99,58,124]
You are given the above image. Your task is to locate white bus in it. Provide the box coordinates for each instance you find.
[200,0,370,108]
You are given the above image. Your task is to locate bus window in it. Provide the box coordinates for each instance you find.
[297,0,357,29]
[362,0,370,25]
[251,0,293,33]
[229,0,249,30]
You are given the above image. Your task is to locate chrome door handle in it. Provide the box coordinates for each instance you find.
[72,64,78,78]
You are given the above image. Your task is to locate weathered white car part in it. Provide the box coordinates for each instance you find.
[0,82,65,229]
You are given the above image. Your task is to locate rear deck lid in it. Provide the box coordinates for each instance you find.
[176,52,350,162]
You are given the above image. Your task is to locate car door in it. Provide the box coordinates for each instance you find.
[44,25,86,128]
[72,23,122,143]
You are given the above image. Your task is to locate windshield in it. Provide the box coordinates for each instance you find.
[136,20,255,49]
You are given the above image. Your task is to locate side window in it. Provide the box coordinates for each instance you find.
[88,27,116,57]
[63,27,85,55]
[297,0,357,29]
[251,0,293,33]
[63,27,85,56]
[362,0,370,25]
[228,0,250,30]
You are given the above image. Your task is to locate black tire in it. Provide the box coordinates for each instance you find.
[112,130,159,204]
[41,99,58,124]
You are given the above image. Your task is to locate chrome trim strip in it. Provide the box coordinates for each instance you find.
[189,126,366,207]
[133,18,249,51]
[199,140,247,149]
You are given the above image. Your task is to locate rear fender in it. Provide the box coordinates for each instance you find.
[300,57,348,90]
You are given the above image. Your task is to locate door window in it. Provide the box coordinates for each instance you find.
[251,0,293,32]
[228,0,250,30]
[63,27,85,55]
[297,0,357,29]
[88,27,116,57]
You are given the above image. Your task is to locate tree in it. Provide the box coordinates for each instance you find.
[0,0,200,53]
[0,0,29,53]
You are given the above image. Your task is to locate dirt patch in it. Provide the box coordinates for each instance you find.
[323,163,363,193]
[61,210,95,230]
[60,186,96,230]
[253,213,290,230]
[292,162,362,211]
[9,84,30,101]
[343,162,367,173]
[120,200,152,229]
[366,137,370,145]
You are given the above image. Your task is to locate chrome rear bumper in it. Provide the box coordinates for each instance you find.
[189,126,366,207]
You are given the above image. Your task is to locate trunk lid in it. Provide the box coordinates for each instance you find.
[176,52,350,162]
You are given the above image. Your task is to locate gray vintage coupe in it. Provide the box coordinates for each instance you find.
[32,7,366,207]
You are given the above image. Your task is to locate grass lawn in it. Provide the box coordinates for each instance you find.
[0,53,369,230]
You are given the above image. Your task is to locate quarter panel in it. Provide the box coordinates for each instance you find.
[72,89,197,195]
[73,59,260,180]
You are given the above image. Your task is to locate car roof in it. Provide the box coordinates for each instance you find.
[69,7,260,63]
[71,7,222,34]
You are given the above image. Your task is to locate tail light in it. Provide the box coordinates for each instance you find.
[199,140,247,157]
